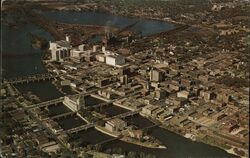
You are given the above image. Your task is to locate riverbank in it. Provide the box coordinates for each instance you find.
[2,1,182,26]
[140,110,243,158]
[120,136,166,149]
[26,32,48,50]
[226,147,248,158]
[95,126,120,138]
[141,112,244,156]
[95,125,166,149]
[86,150,119,158]
[159,124,241,158]
[2,3,180,41]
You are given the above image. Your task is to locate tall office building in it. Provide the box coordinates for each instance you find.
[150,69,164,82]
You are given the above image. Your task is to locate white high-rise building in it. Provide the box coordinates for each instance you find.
[49,35,72,62]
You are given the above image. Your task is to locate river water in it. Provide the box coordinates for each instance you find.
[39,11,175,36]
[2,10,237,158]
[103,115,235,158]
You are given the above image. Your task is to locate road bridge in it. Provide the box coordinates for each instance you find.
[111,110,140,119]
[42,111,76,121]
[69,82,118,98]
[84,90,141,110]
[10,97,64,114]
[60,124,94,134]
[86,101,113,109]
[142,124,159,131]
[95,136,121,145]
[28,97,64,110]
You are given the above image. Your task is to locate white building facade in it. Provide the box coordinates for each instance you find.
[49,35,72,62]
[63,95,84,112]
[105,55,125,67]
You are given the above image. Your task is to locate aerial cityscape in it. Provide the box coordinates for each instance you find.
[1,0,249,158]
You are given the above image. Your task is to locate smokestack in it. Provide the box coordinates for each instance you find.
[102,46,106,53]
[93,45,97,52]
[66,34,71,42]
[104,21,111,40]
[104,24,111,40]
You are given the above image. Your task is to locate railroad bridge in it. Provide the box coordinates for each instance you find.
[3,73,59,85]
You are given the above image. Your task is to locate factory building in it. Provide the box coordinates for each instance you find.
[49,35,72,62]
[70,44,85,57]
[106,55,125,67]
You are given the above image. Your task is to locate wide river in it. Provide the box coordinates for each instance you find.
[2,10,237,158]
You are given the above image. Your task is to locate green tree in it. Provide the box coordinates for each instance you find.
[50,152,58,158]
[127,151,137,158]
[139,152,146,158]
[94,144,102,152]
[116,147,123,155]
[106,148,112,154]
[146,153,156,158]
[86,144,93,151]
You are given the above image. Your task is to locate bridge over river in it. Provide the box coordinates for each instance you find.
[59,123,95,135]
[2,73,59,85]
